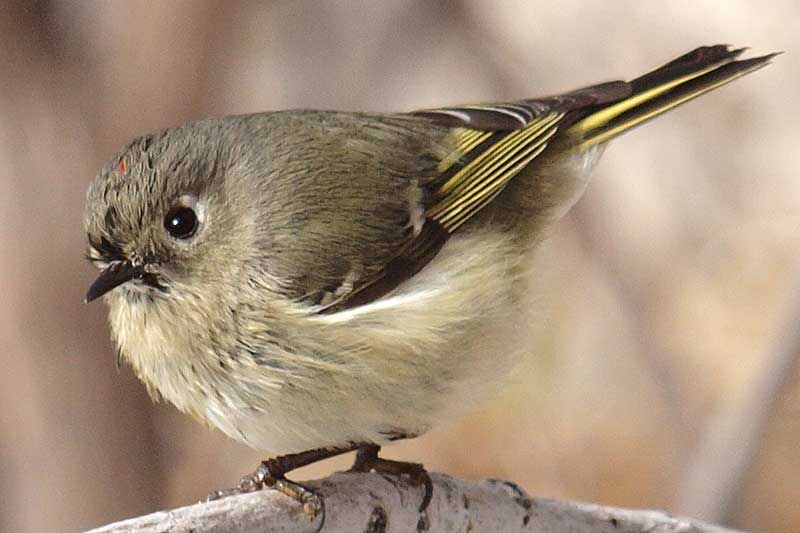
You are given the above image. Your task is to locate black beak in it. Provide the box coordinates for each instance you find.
[85,261,144,303]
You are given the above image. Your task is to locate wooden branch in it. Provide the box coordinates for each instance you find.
[86,471,743,533]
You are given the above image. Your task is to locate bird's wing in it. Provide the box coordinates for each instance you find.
[318,45,776,313]
[413,81,630,232]
[315,84,628,313]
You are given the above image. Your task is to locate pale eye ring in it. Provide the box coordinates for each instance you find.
[164,195,202,240]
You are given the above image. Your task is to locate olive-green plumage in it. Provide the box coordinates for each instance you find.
[84,45,774,457]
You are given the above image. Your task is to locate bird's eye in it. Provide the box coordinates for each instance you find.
[164,206,199,239]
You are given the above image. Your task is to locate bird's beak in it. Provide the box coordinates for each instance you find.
[85,261,144,303]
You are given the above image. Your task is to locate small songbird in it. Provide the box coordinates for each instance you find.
[84,45,775,512]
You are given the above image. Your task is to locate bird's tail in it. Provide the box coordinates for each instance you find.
[567,45,779,151]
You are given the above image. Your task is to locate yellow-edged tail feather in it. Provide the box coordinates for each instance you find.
[569,47,779,150]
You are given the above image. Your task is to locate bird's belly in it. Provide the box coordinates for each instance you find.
[108,230,532,454]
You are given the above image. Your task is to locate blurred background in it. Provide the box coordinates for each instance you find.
[1,1,798,531]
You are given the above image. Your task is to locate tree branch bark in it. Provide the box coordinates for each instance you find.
[86,471,743,533]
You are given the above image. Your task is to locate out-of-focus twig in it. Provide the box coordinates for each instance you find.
[677,268,800,523]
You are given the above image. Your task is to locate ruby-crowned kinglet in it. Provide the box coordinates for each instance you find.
[84,45,774,510]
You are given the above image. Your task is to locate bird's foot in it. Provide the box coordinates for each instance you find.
[207,457,323,518]
[350,444,433,512]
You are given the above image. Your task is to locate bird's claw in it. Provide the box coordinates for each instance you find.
[207,461,324,519]
[350,445,433,512]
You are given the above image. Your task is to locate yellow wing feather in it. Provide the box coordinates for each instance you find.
[429,112,564,232]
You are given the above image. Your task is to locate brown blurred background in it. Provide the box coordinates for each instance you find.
[1,1,798,532]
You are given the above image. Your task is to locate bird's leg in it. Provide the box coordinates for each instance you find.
[350,443,434,512]
[208,444,362,517]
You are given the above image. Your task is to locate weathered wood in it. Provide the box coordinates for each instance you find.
[87,471,743,533]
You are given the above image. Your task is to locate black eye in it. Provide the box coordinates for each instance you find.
[164,206,198,239]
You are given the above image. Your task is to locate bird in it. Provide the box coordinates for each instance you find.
[84,45,776,513]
